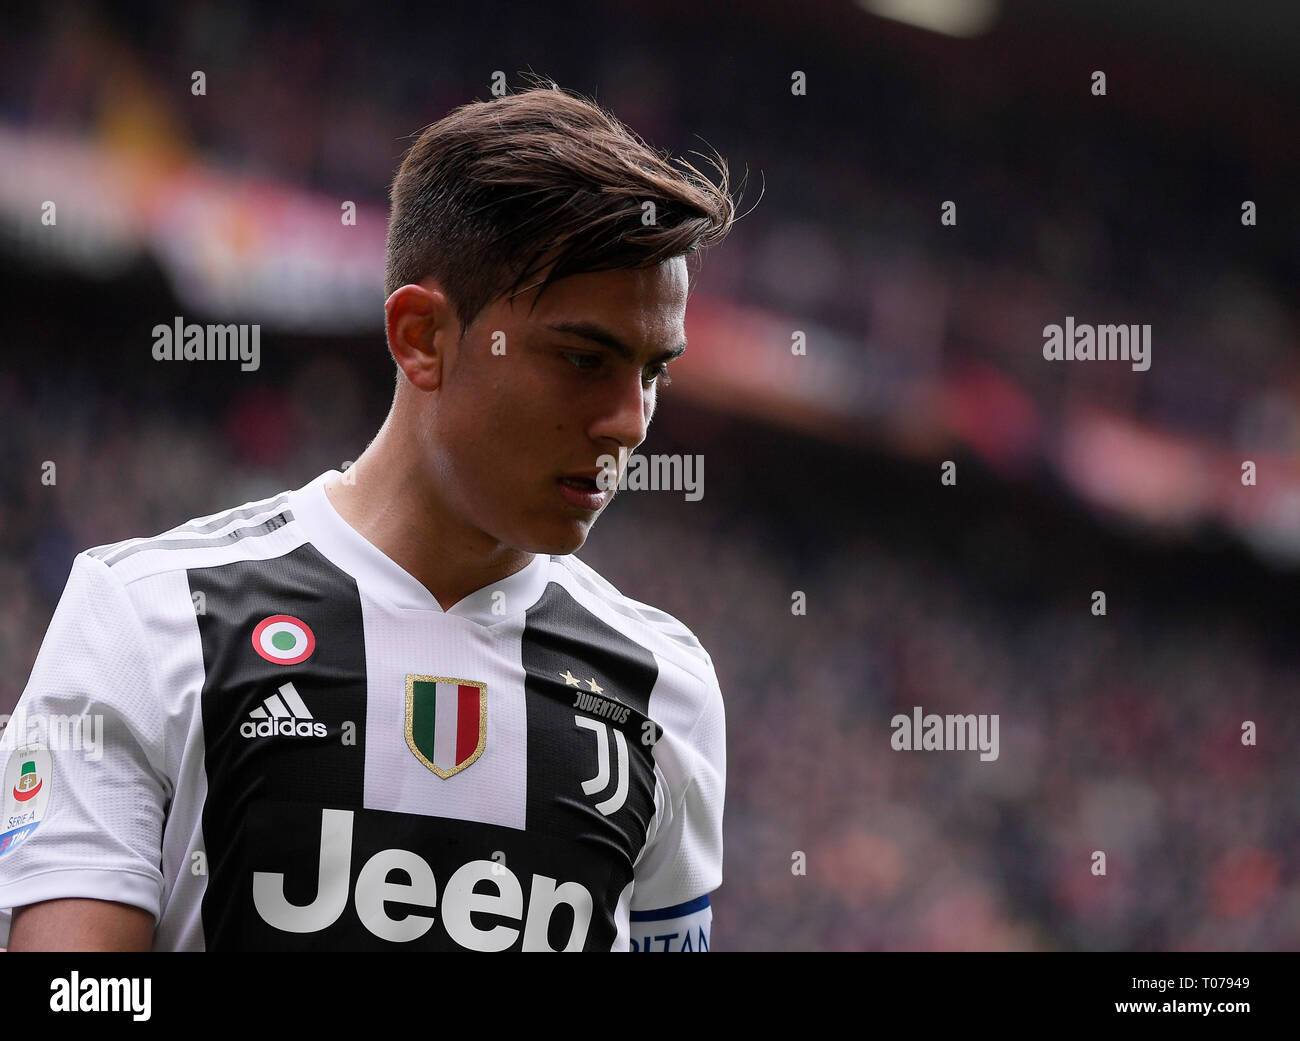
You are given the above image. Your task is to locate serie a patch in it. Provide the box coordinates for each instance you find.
[1,745,51,857]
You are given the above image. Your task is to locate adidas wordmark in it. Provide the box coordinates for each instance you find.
[240,682,328,739]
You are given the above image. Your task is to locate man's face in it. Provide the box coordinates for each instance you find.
[428,256,689,555]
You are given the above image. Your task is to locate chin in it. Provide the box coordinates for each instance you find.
[547,527,591,556]
[523,519,591,556]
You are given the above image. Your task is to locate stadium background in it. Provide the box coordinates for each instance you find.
[2,0,1298,950]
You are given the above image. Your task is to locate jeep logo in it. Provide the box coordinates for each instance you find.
[252,808,594,950]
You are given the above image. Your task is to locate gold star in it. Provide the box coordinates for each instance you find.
[585,677,604,694]
[561,670,581,687]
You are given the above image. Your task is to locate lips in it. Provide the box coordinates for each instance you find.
[557,467,613,512]
[559,466,610,491]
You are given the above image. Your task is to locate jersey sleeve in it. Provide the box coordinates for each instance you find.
[0,551,170,946]
[628,662,725,952]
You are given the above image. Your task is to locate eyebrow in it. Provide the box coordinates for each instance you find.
[542,320,686,364]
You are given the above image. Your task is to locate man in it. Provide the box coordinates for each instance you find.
[0,83,734,951]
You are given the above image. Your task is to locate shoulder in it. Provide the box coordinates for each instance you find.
[62,483,309,649]
[550,555,716,675]
[548,554,724,723]
[82,483,303,588]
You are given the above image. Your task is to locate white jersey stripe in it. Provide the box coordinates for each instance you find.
[433,681,459,769]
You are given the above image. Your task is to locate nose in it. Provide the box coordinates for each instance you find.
[589,368,652,456]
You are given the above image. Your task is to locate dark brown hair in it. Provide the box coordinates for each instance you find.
[384,79,737,335]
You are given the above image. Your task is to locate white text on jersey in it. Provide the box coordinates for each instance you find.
[253,808,595,950]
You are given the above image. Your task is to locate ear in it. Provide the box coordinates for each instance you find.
[386,282,460,392]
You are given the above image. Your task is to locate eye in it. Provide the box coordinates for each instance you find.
[562,351,601,371]
[643,362,672,387]
[563,350,670,388]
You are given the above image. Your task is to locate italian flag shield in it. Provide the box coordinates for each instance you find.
[405,675,487,778]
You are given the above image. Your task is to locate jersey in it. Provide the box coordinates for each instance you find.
[0,469,725,951]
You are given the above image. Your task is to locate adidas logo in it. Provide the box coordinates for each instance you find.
[240,682,328,739]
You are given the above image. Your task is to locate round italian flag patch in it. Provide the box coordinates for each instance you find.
[252,614,316,665]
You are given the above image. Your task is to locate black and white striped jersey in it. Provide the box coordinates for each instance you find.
[0,470,724,951]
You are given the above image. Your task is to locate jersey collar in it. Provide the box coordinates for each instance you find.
[288,469,551,621]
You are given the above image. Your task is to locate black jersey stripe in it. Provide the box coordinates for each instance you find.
[521,581,662,950]
[189,541,369,950]
[99,510,294,566]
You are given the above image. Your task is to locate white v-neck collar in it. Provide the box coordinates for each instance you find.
[287,469,551,622]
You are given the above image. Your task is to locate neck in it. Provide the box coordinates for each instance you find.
[323,399,534,611]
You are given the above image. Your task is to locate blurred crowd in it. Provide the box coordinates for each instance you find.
[589,435,1300,951]
[2,0,1298,449]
